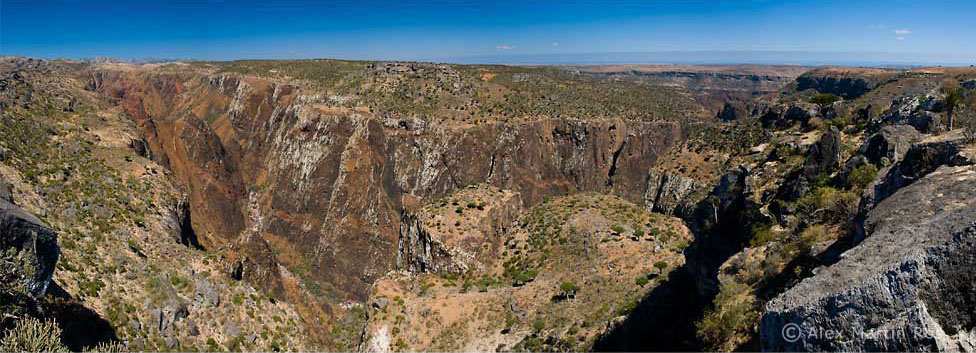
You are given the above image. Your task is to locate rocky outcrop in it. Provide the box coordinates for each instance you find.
[858,125,922,166]
[761,165,976,352]
[802,126,841,178]
[717,102,743,121]
[0,199,59,298]
[796,73,878,99]
[397,186,521,275]
[759,103,817,129]
[684,165,770,296]
[857,134,975,241]
[396,214,456,274]
[878,96,938,133]
[777,127,842,201]
[838,124,921,187]
[644,169,703,216]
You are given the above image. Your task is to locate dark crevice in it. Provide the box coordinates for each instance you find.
[176,198,204,250]
[607,141,626,186]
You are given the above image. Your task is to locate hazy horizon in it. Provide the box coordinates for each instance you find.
[8,50,975,68]
[3,0,975,66]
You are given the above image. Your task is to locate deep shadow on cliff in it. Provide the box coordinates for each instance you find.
[592,266,704,351]
[45,282,119,351]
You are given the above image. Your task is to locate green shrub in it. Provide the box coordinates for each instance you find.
[796,187,858,224]
[512,269,538,284]
[206,337,220,351]
[848,164,878,190]
[749,226,779,247]
[84,341,126,352]
[610,225,625,234]
[797,225,830,254]
[531,318,545,333]
[696,282,758,352]
[810,93,840,108]
[232,293,245,306]
[0,318,68,353]
[635,275,649,287]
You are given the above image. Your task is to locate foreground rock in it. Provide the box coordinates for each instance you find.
[761,165,976,351]
[0,198,59,298]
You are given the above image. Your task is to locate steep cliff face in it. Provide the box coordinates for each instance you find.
[761,165,976,351]
[580,67,805,114]
[84,66,688,336]
[795,71,885,99]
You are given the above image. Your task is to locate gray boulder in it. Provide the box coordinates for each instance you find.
[371,297,389,310]
[802,126,841,178]
[784,106,815,124]
[920,96,946,112]
[0,199,59,298]
[761,165,976,352]
[0,180,12,203]
[194,278,220,306]
[858,125,922,165]
[962,79,976,90]
[838,125,922,183]
[222,320,241,338]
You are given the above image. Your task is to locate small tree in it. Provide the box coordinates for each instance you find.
[811,93,841,109]
[943,84,964,130]
[653,261,669,274]
[635,275,650,287]
[559,282,580,298]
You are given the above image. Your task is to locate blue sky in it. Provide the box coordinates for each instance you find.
[2,0,974,65]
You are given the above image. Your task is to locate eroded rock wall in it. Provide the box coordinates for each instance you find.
[87,69,686,304]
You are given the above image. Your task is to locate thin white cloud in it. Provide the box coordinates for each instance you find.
[552,42,559,47]
[897,36,905,41]
[496,45,514,51]
[894,29,912,35]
